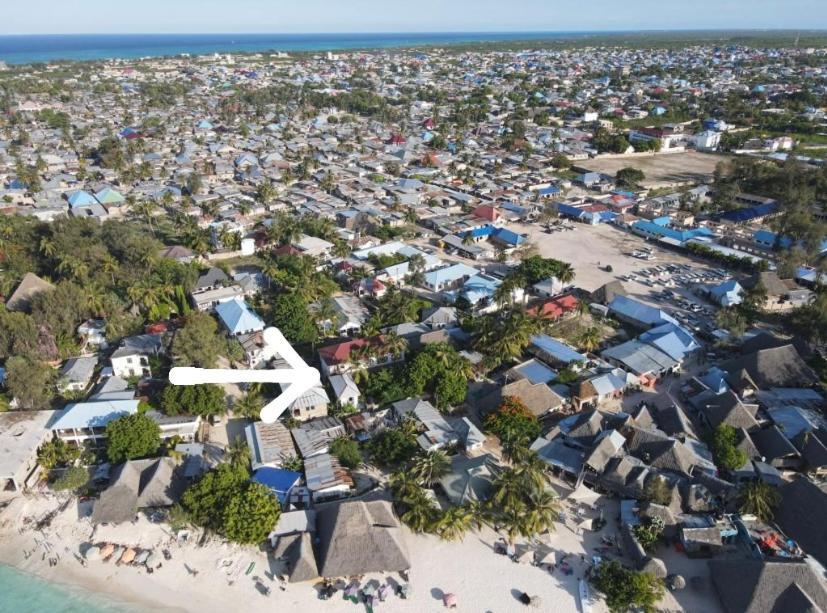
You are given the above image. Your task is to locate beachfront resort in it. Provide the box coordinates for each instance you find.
[0,37,827,613]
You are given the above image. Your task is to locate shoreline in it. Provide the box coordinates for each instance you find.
[1,29,825,66]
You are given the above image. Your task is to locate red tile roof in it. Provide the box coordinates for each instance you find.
[472,204,500,222]
[528,294,579,319]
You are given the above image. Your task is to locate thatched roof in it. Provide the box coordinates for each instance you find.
[775,478,827,569]
[6,273,54,312]
[708,559,827,613]
[91,458,184,525]
[273,532,319,583]
[315,500,410,578]
[721,345,816,390]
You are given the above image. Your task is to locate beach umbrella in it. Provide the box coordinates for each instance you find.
[83,545,101,561]
[535,547,555,565]
[145,551,159,567]
[99,543,115,560]
[443,593,458,608]
[109,546,123,563]
[344,583,359,599]
[530,595,543,608]
[514,546,533,564]
[398,584,410,599]
[378,585,389,601]
[362,583,378,598]
[120,548,136,564]
[135,550,150,565]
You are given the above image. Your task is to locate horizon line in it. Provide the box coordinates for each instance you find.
[1,28,826,37]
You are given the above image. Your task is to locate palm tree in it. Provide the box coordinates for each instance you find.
[132,199,159,235]
[332,240,350,259]
[380,331,408,360]
[233,390,262,418]
[227,436,251,469]
[737,480,781,521]
[577,326,602,353]
[389,470,421,505]
[435,505,475,541]
[523,489,560,536]
[350,367,369,386]
[411,450,450,486]
[554,262,575,284]
[39,236,56,258]
[401,493,438,533]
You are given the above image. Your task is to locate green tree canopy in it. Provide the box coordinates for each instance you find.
[105,413,161,463]
[591,560,664,613]
[172,311,226,368]
[368,424,419,467]
[269,293,318,345]
[5,355,55,410]
[615,167,645,188]
[221,482,280,545]
[162,383,226,417]
[711,424,748,472]
[483,397,541,456]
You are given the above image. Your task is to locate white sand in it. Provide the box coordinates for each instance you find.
[0,489,712,613]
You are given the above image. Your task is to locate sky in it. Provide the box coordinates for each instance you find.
[1,0,825,36]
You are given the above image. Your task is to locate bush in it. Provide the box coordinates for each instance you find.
[51,466,89,492]
[329,437,362,469]
[368,426,418,467]
[710,424,748,472]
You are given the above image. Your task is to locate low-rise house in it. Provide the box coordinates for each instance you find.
[391,398,459,452]
[191,284,245,312]
[77,319,108,348]
[328,295,369,335]
[252,467,302,505]
[601,340,678,386]
[608,295,678,329]
[318,336,406,377]
[482,378,564,418]
[304,453,355,501]
[51,399,139,447]
[291,417,346,458]
[215,298,265,336]
[110,333,164,379]
[0,410,57,492]
[245,420,298,470]
[57,356,98,393]
[329,373,360,408]
[422,263,478,292]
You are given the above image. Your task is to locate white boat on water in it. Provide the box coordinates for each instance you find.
[578,578,592,613]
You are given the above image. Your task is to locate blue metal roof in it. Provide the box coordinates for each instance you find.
[608,295,677,328]
[530,335,586,364]
[718,202,778,223]
[215,299,265,335]
[51,399,139,430]
[639,323,699,361]
[632,219,714,244]
[252,468,301,505]
[492,227,526,246]
[67,190,97,208]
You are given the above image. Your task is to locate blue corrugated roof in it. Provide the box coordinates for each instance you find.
[530,335,586,364]
[492,227,526,246]
[215,299,265,335]
[718,202,778,223]
[632,219,714,243]
[608,295,677,328]
[67,190,97,208]
[252,467,301,505]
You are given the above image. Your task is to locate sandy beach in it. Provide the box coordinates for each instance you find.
[0,488,711,613]
[0,491,613,613]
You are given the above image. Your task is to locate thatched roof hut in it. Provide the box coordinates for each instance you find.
[315,500,410,578]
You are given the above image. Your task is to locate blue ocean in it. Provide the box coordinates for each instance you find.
[0,563,141,612]
[0,32,602,64]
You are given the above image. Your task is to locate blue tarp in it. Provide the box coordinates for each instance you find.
[252,468,302,505]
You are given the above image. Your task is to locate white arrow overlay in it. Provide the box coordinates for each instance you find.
[169,327,320,423]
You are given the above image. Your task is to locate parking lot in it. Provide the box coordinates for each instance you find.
[515,222,737,337]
